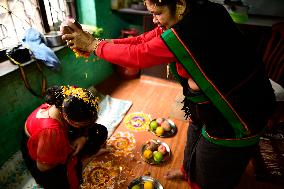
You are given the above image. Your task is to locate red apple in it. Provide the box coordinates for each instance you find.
[158,144,167,155]
[161,121,171,131]
[156,118,164,125]
[147,140,159,151]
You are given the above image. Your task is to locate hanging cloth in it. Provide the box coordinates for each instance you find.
[22,27,61,71]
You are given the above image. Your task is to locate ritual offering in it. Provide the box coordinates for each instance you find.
[141,139,171,165]
[149,118,177,137]
[82,161,128,189]
[128,176,163,189]
[106,131,136,158]
[124,112,151,132]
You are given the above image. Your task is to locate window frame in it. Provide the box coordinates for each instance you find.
[0,0,74,75]
[0,0,74,50]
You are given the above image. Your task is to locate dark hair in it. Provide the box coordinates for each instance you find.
[62,95,98,122]
[44,85,64,108]
[44,85,99,122]
[146,0,207,14]
[147,0,206,5]
[147,0,178,14]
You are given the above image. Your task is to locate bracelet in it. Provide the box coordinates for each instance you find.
[93,38,105,55]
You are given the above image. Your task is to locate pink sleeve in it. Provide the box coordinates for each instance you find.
[36,128,70,165]
[97,36,177,68]
[113,27,163,45]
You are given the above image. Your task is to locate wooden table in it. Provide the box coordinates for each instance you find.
[83,75,190,189]
[83,74,284,189]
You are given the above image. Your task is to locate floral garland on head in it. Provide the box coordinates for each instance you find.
[61,85,100,112]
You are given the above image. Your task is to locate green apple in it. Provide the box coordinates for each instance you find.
[131,184,140,189]
[153,151,163,163]
[149,120,158,131]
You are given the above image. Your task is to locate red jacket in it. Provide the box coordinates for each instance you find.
[96,27,190,78]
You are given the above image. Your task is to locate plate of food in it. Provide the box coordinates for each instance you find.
[149,118,177,138]
[141,139,171,165]
[128,175,163,189]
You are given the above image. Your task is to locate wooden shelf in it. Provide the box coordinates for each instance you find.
[242,15,284,27]
[113,9,284,27]
[114,8,150,15]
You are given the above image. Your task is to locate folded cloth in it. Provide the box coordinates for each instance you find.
[270,79,284,101]
[22,28,60,71]
[96,95,132,138]
[87,86,133,138]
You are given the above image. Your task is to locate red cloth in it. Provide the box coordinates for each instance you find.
[181,166,201,189]
[26,103,79,189]
[97,27,190,78]
[67,156,80,189]
[26,104,70,164]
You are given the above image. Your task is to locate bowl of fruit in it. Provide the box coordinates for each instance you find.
[149,118,177,138]
[128,175,163,189]
[141,139,171,165]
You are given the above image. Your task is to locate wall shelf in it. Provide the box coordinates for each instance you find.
[113,8,284,27]
[115,8,150,15]
[243,15,284,27]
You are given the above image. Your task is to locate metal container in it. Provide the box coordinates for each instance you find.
[44,31,65,47]
[141,139,171,165]
[128,176,163,189]
[0,49,8,62]
[149,118,177,138]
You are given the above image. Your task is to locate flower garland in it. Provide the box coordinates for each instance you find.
[106,131,136,158]
[61,85,100,112]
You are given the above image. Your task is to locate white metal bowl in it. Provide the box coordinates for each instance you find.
[44,31,65,47]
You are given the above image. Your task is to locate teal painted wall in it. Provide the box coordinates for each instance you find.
[76,0,97,25]
[77,0,145,38]
[0,48,113,166]
[94,0,144,38]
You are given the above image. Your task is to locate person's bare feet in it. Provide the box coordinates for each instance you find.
[164,169,185,180]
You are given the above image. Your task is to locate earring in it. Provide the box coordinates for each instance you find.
[176,4,186,21]
[178,14,183,21]
[176,5,185,14]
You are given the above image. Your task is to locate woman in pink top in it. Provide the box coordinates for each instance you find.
[21,85,108,189]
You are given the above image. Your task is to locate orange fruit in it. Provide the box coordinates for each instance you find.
[143,149,153,159]
[144,181,154,189]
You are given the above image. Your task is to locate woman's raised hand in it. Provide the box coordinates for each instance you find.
[61,18,97,53]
